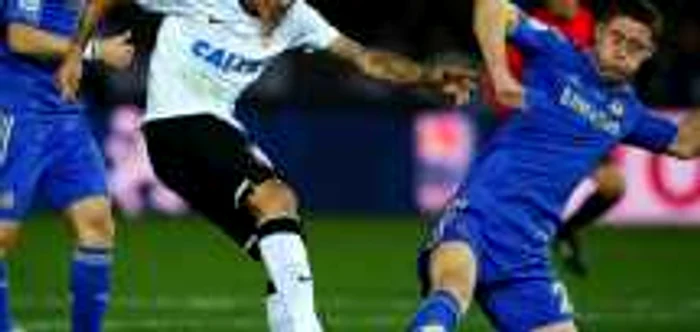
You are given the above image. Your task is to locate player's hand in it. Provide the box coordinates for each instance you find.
[424,65,476,105]
[98,30,134,70]
[492,71,525,109]
[56,49,84,102]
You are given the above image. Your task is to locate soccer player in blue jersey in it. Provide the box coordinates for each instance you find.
[408,0,700,331]
[0,0,133,330]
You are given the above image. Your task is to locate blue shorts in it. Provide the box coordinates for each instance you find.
[425,199,574,331]
[0,110,107,220]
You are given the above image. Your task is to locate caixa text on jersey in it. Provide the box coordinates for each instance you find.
[191,40,266,74]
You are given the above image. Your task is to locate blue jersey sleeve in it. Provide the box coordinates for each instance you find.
[623,109,678,153]
[4,0,43,25]
[507,7,571,58]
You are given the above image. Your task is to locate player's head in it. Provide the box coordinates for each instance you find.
[544,0,580,20]
[594,0,662,83]
[248,0,296,34]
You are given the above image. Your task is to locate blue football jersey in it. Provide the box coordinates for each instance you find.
[459,12,679,242]
[0,0,85,114]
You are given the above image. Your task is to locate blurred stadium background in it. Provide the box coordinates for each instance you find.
[14,0,700,330]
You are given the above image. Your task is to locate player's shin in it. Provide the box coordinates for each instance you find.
[258,217,322,332]
[408,242,475,332]
[71,246,112,332]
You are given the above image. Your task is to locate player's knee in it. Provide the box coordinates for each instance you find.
[533,321,578,332]
[429,242,477,310]
[69,198,116,248]
[247,179,299,222]
[594,165,626,199]
[0,224,20,256]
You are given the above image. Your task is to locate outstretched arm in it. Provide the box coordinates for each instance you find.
[667,111,700,159]
[328,35,427,84]
[327,35,473,103]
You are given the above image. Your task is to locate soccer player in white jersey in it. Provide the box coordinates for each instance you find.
[56,0,471,331]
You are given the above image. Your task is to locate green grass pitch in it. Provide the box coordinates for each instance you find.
[7,215,700,331]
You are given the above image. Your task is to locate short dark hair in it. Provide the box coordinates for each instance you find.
[602,0,664,41]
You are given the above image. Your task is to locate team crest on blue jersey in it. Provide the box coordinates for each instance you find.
[608,100,626,118]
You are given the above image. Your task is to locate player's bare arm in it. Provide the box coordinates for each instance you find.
[667,111,700,159]
[56,0,132,101]
[70,0,116,55]
[473,0,524,108]
[329,35,423,84]
[327,35,473,103]
[7,1,129,67]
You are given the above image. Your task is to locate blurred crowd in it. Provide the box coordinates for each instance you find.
[93,0,699,112]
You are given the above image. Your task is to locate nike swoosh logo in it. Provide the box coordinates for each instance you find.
[298,276,313,283]
[208,16,224,24]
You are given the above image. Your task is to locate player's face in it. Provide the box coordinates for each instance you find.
[545,0,580,20]
[252,0,295,30]
[595,16,656,83]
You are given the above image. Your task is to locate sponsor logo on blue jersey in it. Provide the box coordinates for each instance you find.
[191,40,265,75]
[558,84,626,136]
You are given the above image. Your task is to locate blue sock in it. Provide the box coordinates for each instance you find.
[0,261,11,332]
[71,247,112,332]
[408,290,461,332]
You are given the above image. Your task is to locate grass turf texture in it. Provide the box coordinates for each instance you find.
[7,215,700,331]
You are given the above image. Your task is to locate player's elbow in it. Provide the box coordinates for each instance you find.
[7,24,36,55]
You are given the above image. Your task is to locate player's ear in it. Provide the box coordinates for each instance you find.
[643,43,657,61]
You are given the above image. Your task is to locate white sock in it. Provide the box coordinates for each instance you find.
[266,292,291,332]
[259,233,322,332]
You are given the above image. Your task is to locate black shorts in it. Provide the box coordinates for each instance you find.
[143,115,278,254]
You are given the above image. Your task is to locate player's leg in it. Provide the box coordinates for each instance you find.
[408,241,476,331]
[63,197,115,332]
[556,159,625,275]
[143,116,319,331]
[0,110,44,331]
[245,178,323,332]
[478,276,577,332]
[44,120,115,332]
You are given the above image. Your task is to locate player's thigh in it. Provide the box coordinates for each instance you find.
[143,116,275,246]
[38,120,113,246]
[42,118,109,215]
[477,277,575,332]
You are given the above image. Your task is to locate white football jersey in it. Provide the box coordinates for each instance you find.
[141,0,340,127]
[136,0,243,20]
